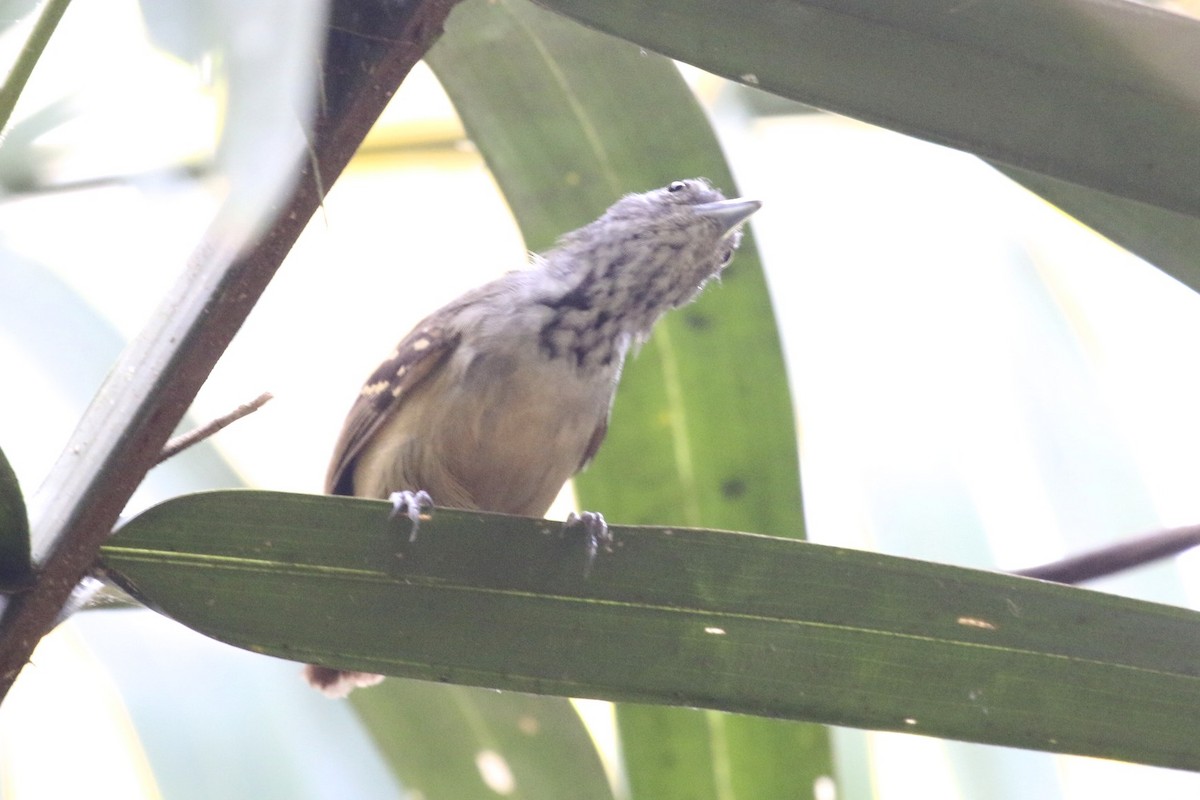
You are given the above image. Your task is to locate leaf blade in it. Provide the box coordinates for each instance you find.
[353,681,613,800]
[102,490,1200,771]
[534,0,1200,218]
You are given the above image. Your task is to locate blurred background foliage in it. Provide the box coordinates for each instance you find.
[2,0,1200,798]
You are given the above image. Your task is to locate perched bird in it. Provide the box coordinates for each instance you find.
[306,178,760,696]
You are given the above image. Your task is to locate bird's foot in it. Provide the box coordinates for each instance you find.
[564,510,613,577]
[388,490,433,542]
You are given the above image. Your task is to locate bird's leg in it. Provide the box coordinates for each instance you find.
[388,490,433,542]
[564,510,613,577]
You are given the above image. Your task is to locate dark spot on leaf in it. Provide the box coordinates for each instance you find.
[721,478,747,499]
[684,312,711,330]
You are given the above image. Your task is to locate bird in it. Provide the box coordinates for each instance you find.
[305,178,760,697]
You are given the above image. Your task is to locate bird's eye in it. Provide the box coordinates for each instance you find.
[667,180,687,193]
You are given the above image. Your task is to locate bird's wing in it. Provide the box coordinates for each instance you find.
[577,415,609,473]
[325,321,461,496]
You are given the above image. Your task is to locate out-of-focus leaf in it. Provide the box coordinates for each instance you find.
[428,1,818,796]
[139,0,329,241]
[0,249,247,499]
[0,446,31,590]
[102,490,1200,771]
[353,681,612,799]
[535,0,1200,219]
[616,704,833,799]
[999,164,1200,296]
[0,96,77,191]
[0,0,42,33]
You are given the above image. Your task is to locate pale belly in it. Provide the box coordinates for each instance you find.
[351,347,618,517]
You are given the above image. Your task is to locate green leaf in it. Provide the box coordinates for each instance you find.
[617,705,833,799]
[428,1,817,795]
[534,0,1200,219]
[353,681,612,799]
[101,490,1200,771]
[0,446,32,591]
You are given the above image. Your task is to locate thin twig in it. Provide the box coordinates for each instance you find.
[156,392,274,465]
[0,0,71,132]
[1013,524,1200,584]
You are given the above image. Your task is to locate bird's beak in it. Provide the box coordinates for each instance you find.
[693,198,762,237]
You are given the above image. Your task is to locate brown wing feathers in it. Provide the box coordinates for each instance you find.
[324,324,460,496]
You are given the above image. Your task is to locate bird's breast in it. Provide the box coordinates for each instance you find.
[435,346,618,515]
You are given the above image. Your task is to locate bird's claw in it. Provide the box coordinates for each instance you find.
[388,490,433,542]
[565,510,612,577]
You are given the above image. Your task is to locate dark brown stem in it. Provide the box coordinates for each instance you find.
[1013,525,1200,584]
[0,0,463,700]
[157,392,274,465]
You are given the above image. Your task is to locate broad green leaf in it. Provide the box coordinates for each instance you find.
[617,704,833,799]
[353,681,611,799]
[0,446,31,591]
[534,0,1200,219]
[101,491,1200,771]
[428,1,817,796]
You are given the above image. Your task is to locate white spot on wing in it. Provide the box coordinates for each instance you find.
[361,381,389,398]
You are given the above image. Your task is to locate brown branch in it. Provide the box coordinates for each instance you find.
[0,0,464,700]
[1013,524,1200,584]
[156,392,273,465]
